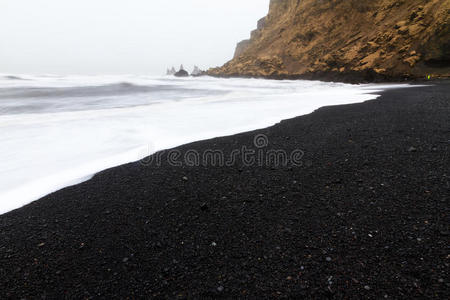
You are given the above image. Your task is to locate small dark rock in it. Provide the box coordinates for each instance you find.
[174,69,189,77]
[200,202,209,211]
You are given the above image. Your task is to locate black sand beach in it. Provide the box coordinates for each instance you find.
[1,81,449,299]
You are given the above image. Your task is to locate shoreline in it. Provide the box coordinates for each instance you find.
[0,78,397,215]
[205,70,450,85]
[1,81,449,298]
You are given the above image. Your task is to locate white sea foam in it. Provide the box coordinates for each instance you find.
[0,75,410,214]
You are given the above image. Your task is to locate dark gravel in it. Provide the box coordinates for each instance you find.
[1,81,449,299]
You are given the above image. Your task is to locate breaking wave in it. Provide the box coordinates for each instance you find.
[0,82,186,99]
[0,74,411,214]
[2,75,28,81]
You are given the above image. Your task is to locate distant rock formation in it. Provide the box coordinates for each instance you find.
[209,0,450,82]
[166,67,176,76]
[191,65,204,76]
[174,65,189,77]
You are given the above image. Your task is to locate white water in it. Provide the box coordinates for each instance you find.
[0,74,408,214]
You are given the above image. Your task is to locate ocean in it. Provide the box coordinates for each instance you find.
[0,74,408,214]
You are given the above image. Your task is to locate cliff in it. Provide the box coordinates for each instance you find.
[208,0,450,82]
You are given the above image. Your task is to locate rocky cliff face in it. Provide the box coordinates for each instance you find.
[209,0,450,82]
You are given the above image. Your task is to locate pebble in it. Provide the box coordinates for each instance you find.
[217,286,224,292]
[407,146,417,152]
[326,257,332,262]
[122,257,129,263]
[364,285,371,290]
[182,176,188,181]
[200,202,209,211]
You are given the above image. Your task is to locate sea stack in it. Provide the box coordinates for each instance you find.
[166,67,176,75]
[191,65,204,76]
[174,64,189,77]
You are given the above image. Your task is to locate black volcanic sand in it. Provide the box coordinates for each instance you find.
[1,81,449,299]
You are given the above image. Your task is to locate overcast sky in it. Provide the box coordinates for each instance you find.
[0,0,270,75]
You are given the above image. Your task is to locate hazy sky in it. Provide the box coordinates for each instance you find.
[0,0,270,75]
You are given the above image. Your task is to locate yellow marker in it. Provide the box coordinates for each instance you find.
[427,75,431,80]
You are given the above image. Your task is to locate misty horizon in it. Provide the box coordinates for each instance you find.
[0,0,270,75]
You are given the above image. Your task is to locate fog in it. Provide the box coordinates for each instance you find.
[0,0,270,75]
